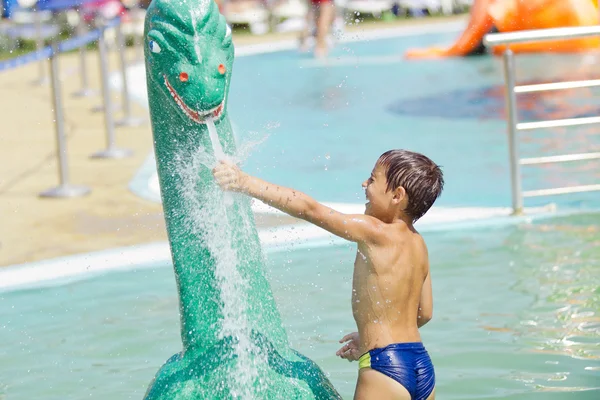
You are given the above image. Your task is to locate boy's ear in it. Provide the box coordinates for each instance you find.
[392,186,407,204]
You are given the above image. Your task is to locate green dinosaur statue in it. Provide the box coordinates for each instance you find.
[142,0,342,398]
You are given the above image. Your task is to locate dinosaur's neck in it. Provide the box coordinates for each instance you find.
[152,110,233,349]
[149,92,291,356]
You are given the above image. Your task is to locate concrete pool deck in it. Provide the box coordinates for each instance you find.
[0,16,467,267]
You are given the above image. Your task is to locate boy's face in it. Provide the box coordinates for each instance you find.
[362,163,397,219]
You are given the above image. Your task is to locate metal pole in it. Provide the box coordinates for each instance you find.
[73,9,96,97]
[115,21,145,126]
[91,18,119,113]
[91,24,133,159]
[132,6,144,63]
[502,49,523,215]
[33,6,47,85]
[40,44,91,198]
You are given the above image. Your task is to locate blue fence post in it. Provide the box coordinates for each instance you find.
[91,21,132,159]
[40,42,91,198]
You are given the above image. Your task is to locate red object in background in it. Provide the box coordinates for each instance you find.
[81,0,127,23]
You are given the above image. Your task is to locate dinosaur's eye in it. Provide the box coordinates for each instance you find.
[149,40,161,54]
[225,24,231,38]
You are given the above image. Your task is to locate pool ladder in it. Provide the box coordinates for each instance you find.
[484,26,600,215]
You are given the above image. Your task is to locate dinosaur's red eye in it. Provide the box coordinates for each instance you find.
[218,64,226,75]
[179,72,189,82]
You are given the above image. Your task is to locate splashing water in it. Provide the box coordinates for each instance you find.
[207,118,234,208]
[172,143,262,398]
[206,118,227,161]
[235,131,270,163]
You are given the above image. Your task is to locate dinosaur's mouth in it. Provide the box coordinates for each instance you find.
[164,75,224,124]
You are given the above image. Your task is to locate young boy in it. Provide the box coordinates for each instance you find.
[212,149,443,400]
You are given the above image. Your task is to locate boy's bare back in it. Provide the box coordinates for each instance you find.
[352,223,429,354]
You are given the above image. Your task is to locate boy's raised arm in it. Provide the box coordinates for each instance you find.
[212,161,386,244]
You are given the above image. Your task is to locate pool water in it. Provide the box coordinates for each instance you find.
[126,28,600,211]
[227,32,600,210]
[2,213,599,399]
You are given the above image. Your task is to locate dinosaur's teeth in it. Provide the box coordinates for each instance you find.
[164,75,225,124]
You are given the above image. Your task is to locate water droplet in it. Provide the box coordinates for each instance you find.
[325,153,330,160]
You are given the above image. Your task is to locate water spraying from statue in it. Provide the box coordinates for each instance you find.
[142,0,341,398]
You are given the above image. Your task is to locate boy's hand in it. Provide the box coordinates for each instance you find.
[212,160,247,193]
[336,332,361,362]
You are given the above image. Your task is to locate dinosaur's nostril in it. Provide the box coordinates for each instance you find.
[179,72,189,82]
[218,64,226,75]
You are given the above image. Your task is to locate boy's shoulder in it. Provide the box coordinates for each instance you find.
[372,221,425,250]
[397,226,427,254]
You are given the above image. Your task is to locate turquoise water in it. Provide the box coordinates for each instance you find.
[229,32,600,209]
[1,213,599,399]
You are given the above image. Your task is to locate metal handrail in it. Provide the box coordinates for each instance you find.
[515,79,600,93]
[517,116,600,131]
[520,152,600,166]
[484,26,600,215]
[483,25,600,46]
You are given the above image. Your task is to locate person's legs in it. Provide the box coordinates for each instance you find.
[299,2,315,52]
[314,0,334,57]
[354,368,411,400]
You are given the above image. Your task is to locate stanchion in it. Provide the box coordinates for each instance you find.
[32,6,48,86]
[132,6,145,63]
[91,18,120,113]
[73,9,97,97]
[40,44,91,198]
[114,21,145,127]
[91,24,133,159]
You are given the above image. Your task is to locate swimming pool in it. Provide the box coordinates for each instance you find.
[2,213,599,399]
[2,23,599,399]
[127,25,600,211]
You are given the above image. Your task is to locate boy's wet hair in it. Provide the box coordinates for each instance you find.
[377,150,444,222]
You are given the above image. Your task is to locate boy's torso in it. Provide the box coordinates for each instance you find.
[351,225,428,354]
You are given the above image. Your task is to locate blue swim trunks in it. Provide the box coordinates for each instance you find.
[358,342,435,400]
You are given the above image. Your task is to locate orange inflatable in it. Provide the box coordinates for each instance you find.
[405,0,600,59]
